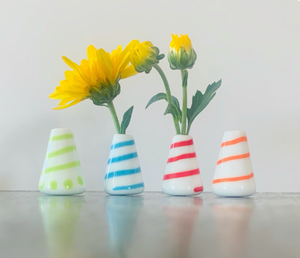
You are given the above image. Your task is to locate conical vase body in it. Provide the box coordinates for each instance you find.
[104,134,144,195]
[162,135,203,196]
[212,130,256,197]
[39,128,86,195]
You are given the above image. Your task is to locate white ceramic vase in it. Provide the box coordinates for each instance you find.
[104,134,144,195]
[212,130,256,197]
[39,128,86,195]
[162,135,203,196]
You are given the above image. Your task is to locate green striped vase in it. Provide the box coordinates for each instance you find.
[39,128,86,195]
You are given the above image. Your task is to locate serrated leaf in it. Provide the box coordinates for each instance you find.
[120,106,134,134]
[187,79,222,134]
[145,93,167,109]
[164,102,182,122]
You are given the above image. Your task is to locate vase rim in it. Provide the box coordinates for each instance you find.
[173,134,193,140]
[224,130,246,133]
[113,133,133,137]
[50,128,73,133]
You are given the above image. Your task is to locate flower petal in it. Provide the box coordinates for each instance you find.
[121,65,138,79]
[98,49,113,82]
[53,99,83,110]
[62,56,92,85]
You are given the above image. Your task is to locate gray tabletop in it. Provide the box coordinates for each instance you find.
[0,192,299,258]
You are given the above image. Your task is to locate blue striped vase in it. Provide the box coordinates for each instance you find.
[39,128,86,195]
[104,134,145,195]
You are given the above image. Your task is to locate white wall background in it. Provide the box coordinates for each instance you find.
[0,0,299,191]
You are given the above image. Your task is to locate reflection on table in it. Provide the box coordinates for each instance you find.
[213,198,255,257]
[105,195,144,258]
[163,197,203,258]
[39,196,84,258]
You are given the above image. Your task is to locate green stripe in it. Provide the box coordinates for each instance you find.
[45,161,80,174]
[48,146,76,158]
[51,134,74,141]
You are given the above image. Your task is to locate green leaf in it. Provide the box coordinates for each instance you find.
[145,93,167,109]
[164,102,182,122]
[145,92,182,122]
[187,79,222,134]
[157,54,165,60]
[171,95,182,118]
[120,106,134,134]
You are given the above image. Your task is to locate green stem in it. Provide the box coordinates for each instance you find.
[107,101,121,134]
[153,64,180,135]
[187,123,191,135]
[181,70,188,135]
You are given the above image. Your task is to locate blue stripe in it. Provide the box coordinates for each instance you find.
[111,140,135,149]
[104,167,141,180]
[107,152,138,164]
[113,182,144,191]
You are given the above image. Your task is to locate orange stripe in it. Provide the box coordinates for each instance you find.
[213,172,254,184]
[221,136,247,147]
[217,153,250,165]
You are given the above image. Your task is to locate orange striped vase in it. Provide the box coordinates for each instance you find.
[212,130,256,197]
[162,135,203,196]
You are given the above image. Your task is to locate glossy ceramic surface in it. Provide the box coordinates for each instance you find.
[104,134,144,195]
[162,135,203,196]
[212,130,256,197]
[39,128,86,195]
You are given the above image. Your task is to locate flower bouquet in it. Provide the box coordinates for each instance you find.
[49,41,145,195]
[130,34,222,195]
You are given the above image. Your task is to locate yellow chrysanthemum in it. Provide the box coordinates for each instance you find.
[130,41,164,74]
[50,40,138,109]
[169,34,192,52]
[168,34,197,70]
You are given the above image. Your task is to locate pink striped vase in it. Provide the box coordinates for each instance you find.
[162,135,203,196]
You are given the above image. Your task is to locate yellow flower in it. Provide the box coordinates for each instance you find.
[49,40,138,109]
[167,34,197,70]
[130,41,164,74]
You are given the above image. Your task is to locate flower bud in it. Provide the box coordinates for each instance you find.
[130,41,164,74]
[167,34,197,70]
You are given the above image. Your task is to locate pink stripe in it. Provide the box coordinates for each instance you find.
[194,186,203,192]
[170,139,194,149]
[167,152,196,163]
[163,168,200,180]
